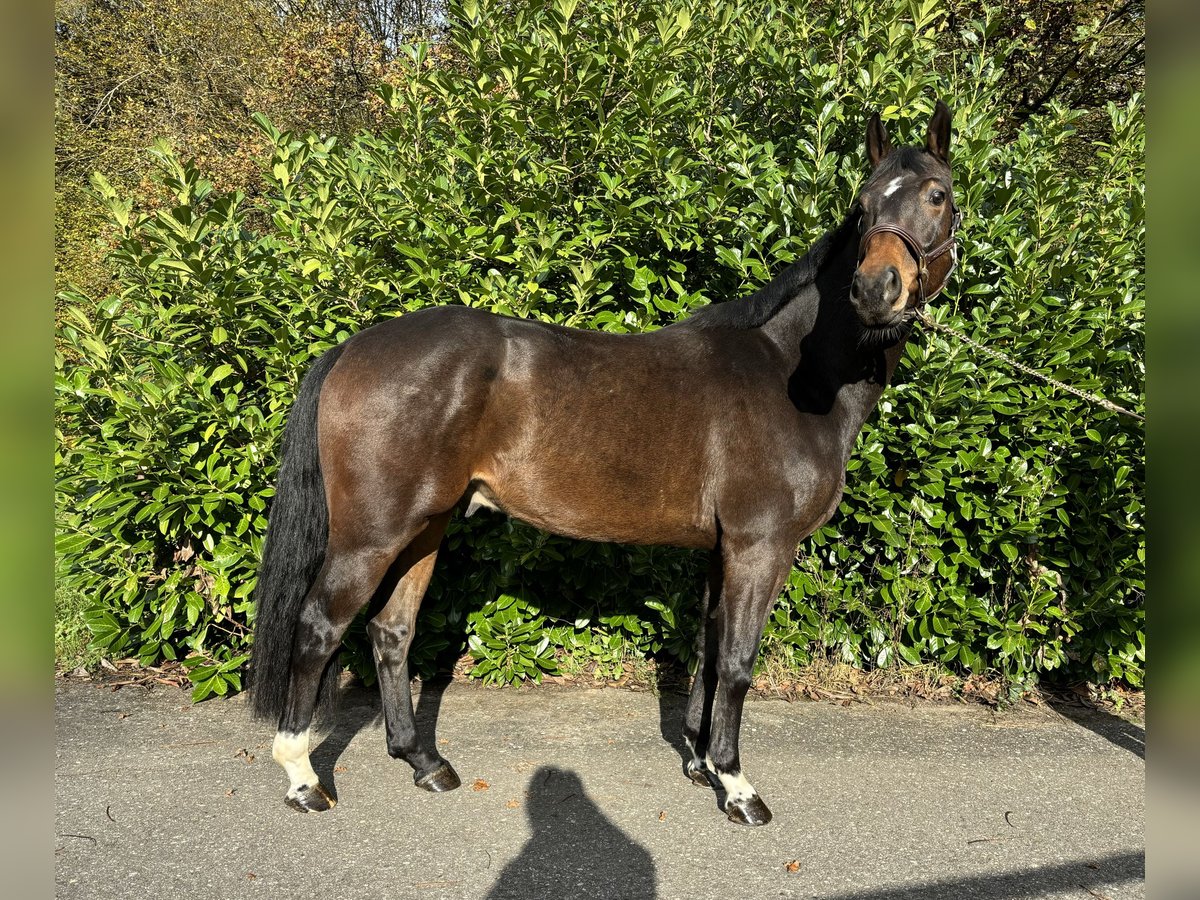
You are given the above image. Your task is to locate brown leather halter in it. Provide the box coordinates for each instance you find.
[858,205,963,306]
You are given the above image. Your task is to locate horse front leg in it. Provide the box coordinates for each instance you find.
[682,555,721,786]
[705,537,793,826]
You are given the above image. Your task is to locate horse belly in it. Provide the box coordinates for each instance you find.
[475,448,717,550]
[507,500,716,550]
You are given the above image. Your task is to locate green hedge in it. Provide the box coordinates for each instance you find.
[55,0,1144,699]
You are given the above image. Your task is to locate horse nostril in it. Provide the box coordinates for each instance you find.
[883,267,900,300]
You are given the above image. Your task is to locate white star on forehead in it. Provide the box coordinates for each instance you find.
[882,177,906,197]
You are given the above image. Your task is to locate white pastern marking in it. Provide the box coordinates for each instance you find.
[882,177,905,197]
[707,754,757,802]
[273,730,319,795]
[717,770,757,803]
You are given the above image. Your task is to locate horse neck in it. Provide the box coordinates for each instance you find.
[760,242,909,453]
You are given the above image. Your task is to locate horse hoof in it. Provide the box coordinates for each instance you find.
[415,761,461,793]
[725,794,773,826]
[283,782,336,813]
[686,761,713,787]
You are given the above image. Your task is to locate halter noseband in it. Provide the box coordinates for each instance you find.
[857,205,962,306]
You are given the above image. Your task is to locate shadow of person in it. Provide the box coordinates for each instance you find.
[487,766,657,900]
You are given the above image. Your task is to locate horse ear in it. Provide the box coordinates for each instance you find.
[926,99,952,162]
[866,112,892,168]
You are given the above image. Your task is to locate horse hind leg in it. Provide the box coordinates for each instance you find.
[366,511,460,793]
[272,538,408,813]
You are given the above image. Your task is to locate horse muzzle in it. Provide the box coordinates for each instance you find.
[850,265,910,329]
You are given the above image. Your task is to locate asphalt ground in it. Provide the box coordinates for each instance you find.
[54,678,1144,899]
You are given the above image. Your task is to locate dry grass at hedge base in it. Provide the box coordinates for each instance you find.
[56,652,1144,730]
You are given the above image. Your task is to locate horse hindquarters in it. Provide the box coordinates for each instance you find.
[256,316,485,811]
[246,343,401,811]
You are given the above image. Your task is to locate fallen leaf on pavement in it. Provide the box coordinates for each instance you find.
[471,779,489,791]
[785,860,801,874]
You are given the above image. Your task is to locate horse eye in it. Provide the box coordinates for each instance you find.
[929,189,946,205]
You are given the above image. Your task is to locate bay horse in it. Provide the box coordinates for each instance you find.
[249,100,961,826]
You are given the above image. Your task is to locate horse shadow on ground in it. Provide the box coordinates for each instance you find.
[305,513,713,815]
[1044,694,1144,760]
[654,669,731,816]
[309,673,454,803]
[308,684,660,898]
[821,850,1144,900]
[485,765,657,900]
[654,678,691,763]
[305,675,661,900]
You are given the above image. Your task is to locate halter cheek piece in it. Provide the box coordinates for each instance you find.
[857,205,963,306]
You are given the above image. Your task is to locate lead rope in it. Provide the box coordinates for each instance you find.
[914,309,1146,423]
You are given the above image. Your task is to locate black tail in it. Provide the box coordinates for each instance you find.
[248,344,347,722]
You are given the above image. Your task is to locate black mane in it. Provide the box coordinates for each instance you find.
[680,207,861,330]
